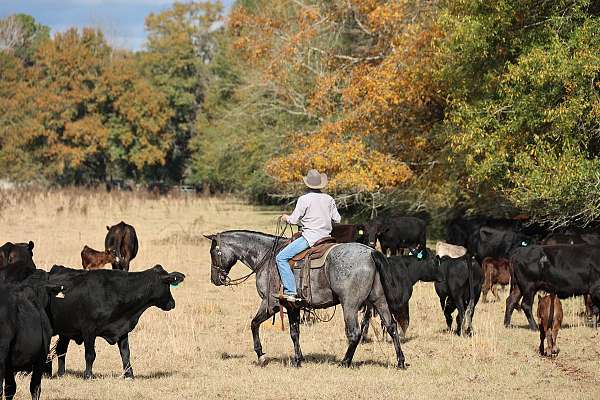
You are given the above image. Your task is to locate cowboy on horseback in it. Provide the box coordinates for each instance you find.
[277,169,341,302]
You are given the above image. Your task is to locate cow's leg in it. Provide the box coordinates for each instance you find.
[83,337,96,380]
[56,336,70,377]
[584,295,594,323]
[359,304,372,343]
[539,324,545,355]
[30,363,43,400]
[287,307,303,367]
[492,285,501,302]
[394,302,410,338]
[520,293,538,330]
[251,301,274,366]
[4,368,16,400]
[453,294,466,336]
[0,368,17,400]
[440,297,453,331]
[504,285,522,327]
[371,294,405,369]
[340,305,362,368]
[118,335,134,379]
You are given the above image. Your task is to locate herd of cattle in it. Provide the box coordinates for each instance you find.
[2,213,600,399]
[0,221,184,400]
[332,215,600,355]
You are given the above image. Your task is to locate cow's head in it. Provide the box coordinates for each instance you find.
[150,265,185,311]
[362,222,383,248]
[106,248,119,264]
[204,234,239,286]
[0,241,35,268]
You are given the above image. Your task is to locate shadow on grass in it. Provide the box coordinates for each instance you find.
[52,369,176,380]
[262,352,402,369]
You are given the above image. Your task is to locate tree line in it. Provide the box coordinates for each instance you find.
[1,1,599,227]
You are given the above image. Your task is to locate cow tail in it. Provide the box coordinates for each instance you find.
[468,256,475,304]
[548,294,555,332]
[115,226,124,267]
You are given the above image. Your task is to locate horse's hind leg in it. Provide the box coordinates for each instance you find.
[287,308,303,367]
[340,305,362,368]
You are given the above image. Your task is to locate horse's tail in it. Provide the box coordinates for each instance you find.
[371,250,399,315]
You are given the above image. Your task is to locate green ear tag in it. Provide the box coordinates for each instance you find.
[170,283,180,288]
[417,251,424,260]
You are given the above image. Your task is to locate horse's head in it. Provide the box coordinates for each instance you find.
[204,233,239,286]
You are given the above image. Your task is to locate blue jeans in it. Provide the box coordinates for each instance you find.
[276,236,309,295]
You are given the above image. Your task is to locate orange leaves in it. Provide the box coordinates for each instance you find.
[267,132,413,192]
[228,0,443,195]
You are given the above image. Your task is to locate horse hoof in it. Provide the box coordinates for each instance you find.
[339,361,351,368]
[397,362,406,369]
[258,355,269,367]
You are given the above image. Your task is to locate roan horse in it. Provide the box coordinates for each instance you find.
[204,230,406,368]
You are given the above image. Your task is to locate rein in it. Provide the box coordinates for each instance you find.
[212,219,292,286]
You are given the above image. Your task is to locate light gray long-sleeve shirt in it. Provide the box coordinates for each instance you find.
[286,192,341,246]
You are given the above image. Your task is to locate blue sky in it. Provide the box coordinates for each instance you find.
[0,0,234,51]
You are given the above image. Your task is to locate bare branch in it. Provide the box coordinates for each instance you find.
[0,16,25,52]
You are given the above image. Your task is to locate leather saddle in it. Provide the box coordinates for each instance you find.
[288,236,337,269]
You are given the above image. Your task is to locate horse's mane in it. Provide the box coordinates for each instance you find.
[220,230,279,240]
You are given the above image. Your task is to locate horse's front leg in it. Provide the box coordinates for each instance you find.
[287,307,303,367]
[251,300,275,366]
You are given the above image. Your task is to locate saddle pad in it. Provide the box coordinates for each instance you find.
[291,244,341,269]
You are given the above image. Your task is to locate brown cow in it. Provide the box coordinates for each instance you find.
[331,224,367,244]
[81,245,117,270]
[482,257,511,302]
[537,294,563,357]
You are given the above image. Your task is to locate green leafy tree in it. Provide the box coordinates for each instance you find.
[141,1,223,183]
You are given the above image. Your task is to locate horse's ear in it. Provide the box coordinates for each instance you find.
[204,234,215,241]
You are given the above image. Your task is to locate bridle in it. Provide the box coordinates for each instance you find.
[210,221,292,286]
[210,233,254,286]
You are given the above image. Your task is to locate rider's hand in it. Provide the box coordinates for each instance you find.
[281,214,289,223]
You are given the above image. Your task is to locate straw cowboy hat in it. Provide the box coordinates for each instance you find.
[303,169,328,189]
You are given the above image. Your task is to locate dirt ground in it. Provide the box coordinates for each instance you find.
[1,190,598,399]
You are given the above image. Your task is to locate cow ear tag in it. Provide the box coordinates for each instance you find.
[55,286,65,299]
[417,250,424,260]
[521,241,528,247]
[358,230,364,235]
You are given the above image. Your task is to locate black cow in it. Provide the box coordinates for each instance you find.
[469,226,532,263]
[0,241,34,268]
[363,216,426,256]
[105,221,139,271]
[375,251,482,336]
[48,265,184,379]
[0,242,36,284]
[368,251,441,337]
[331,224,367,244]
[446,216,520,246]
[0,273,62,400]
[434,255,483,336]
[505,245,600,330]
[542,233,586,245]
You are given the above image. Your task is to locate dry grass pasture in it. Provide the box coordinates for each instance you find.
[1,190,599,399]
